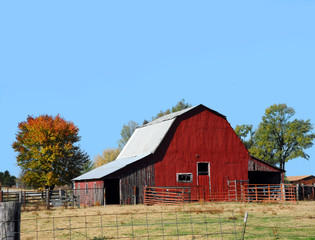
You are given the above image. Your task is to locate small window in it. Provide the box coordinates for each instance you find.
[85,183,88,194]
[78,183,80,189]
[94,182,97,193]
[198,163,209,176]
[177,173,193,183]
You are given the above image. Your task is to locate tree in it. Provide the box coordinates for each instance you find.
[152,99,192,120]
[0,170,16,188]
[81,159,95,174]
[235,104,315,171]
[117,121,139,149]
[234,124,255,150]
[94,147,121,167]
[12,115,90,190]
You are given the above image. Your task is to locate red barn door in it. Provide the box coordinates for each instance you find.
[197,162,210,200]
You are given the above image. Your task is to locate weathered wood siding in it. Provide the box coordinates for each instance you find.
[110,156,155,204]
[74,180,104,205]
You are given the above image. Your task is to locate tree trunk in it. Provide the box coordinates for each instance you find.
[0,202,21,240]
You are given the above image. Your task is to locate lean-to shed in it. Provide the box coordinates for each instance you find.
[73,104,284,205]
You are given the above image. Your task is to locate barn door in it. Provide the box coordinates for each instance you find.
[197,162,210,200]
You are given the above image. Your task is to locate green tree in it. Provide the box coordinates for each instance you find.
[236,104,315,171]
[94,147,121,167]
[234,124,255,150]
[152,99,192,120]
[81,159,95,174]
[12,115,90,190]
[0,170,16,188]
[117,121,139,149]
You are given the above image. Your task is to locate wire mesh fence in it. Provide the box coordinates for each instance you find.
[20,210,242,240]
[2,207,315,239]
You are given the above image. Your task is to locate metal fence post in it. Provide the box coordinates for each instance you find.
[242,212,248,240]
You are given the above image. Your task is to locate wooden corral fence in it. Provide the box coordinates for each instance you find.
[0,189,80,209]
[144,184,297,205]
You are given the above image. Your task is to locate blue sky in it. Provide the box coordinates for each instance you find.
[1,0,315,178]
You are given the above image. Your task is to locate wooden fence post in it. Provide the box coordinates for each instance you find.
[46,189,50,210]
[103,188,106,207]
[0,202,21,240]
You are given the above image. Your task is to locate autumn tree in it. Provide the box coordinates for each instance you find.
[94,147,121,167]
[235,104,315,171]
[12,115,89,190]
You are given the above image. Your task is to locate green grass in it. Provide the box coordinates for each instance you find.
[20,201,315,239]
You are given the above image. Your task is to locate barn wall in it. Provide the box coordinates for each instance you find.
[109,156,155,204]
[74,180,104,206]
[154,109,249,197]
[248,157,281,172]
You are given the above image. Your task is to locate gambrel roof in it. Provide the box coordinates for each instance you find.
[73,105,226,181]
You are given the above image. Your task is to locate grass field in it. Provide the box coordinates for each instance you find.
[20,201,315,239]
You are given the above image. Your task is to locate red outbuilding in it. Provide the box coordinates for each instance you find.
[73,104,284,205]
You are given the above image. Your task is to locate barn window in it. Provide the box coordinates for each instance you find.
[78,183,80,189]
[85,183,88,193]
[94,182,97,193]
[177,173,193,183]
[198,162,209,176]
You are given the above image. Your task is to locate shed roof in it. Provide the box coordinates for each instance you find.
[73,153,150,181]
[286,175,314,182]
[73,104,226,181]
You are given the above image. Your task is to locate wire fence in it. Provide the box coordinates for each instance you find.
[20,210,242,240]
[2,208,315,239]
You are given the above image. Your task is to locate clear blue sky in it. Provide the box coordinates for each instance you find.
[1,0,315,178]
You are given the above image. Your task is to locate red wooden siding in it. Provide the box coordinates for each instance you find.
[74,180,104,205]
[248,156,282,172]
[154,109,249,199]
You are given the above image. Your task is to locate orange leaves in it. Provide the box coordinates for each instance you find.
[13,114,89,189]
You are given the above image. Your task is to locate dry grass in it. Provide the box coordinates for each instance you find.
[20,201,315,239]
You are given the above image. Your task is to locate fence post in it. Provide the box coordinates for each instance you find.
[0,202,21,240]
[242,212,248,240]
[46,189,50,210]
[19,191,23,205]
[103,188,106,207]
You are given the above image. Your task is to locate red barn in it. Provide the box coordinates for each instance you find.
[73,104,284,205]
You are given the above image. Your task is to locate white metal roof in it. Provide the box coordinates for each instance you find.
[72,153,151,181]
[117,118,175,159]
